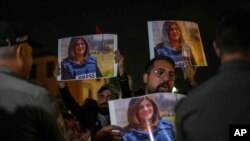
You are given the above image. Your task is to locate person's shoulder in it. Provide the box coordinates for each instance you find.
[175,81,210,112]
[10,78,50,100]
[123,124,132,130]
[183,42,191,48]
[123,125,141,134]
[122,128,146,140]
[160,117,171,123]
[26,80,50,94]
[61,58,70,64]
[159,118,173,127]
[122,131,137,141]
[27,80,48,88]
[61,58,74,69]
[154,42,164,49]
[87,54,97,63]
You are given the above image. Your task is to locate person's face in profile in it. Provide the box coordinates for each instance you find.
[168,23,180,42]
[74,39,86,55]
[98,89,117,115]
[137,99,153,122]
[145,60,175,93]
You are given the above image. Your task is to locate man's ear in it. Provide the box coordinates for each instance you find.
[16,45,24,58]
[143,73,148,84]
[213,41,221,58]
[15,45,24,67]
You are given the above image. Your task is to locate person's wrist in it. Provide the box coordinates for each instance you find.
[188,80,197,87]
[119,72,128,81]
[185,78,197,87]
[58,81,66,88]
[190,81,197,87]
[118,66,124,75]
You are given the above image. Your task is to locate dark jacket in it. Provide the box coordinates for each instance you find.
[176,60,250,141]
[0,66,64,141]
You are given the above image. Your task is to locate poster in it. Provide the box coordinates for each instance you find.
[109,92,186,141]
[148,20,207,68]
[57,34,118,81]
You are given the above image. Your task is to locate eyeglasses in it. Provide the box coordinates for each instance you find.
[154,68,175,81]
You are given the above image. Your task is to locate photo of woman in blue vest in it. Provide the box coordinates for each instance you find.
[154,21,196,68]
[122,95,174,141]
[61,36,102,80]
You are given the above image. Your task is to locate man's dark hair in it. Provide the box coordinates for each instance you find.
[144,55,175,74]
[0,21,28,47]
[215,9,250,54]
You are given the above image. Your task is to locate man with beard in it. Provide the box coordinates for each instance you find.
[58,82,122,140]
[96,83,119,127]
[95,55,197,141]
[143,55,196,94]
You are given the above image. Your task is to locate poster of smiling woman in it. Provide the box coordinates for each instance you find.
[148,20,207,68]
[109,92,185,141]
[57,34,117,81]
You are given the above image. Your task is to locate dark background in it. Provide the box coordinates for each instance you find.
[1,1,250,90]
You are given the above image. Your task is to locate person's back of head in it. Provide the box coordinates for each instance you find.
[214,9,250,61]
[0,21,33,79]
[82,98,98,110]
[82,98,98,117]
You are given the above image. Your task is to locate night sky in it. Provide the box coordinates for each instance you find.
[1,1,250,90]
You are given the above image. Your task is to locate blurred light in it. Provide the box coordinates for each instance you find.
[172,86,178,93]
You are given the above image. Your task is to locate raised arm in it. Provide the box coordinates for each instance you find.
[114,50,131,98]
[53,63,91,130]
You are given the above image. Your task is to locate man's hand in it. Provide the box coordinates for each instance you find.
[114,50,124,76]
[94,125,122,141]
[181,57,197,87]
[53,62,66,88]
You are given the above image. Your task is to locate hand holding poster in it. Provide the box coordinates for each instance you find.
[109,92,186,141]
[57,34,117,81]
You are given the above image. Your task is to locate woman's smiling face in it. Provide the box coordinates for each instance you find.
[168,23,180,41]
[74,39,86,55]
[137,99,153,122]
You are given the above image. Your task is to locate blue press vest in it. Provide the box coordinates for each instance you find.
[61,55,98,80]
[122,118,174,141]
[154,42,191,67]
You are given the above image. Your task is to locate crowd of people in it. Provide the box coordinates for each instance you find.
[1,8,250,141]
